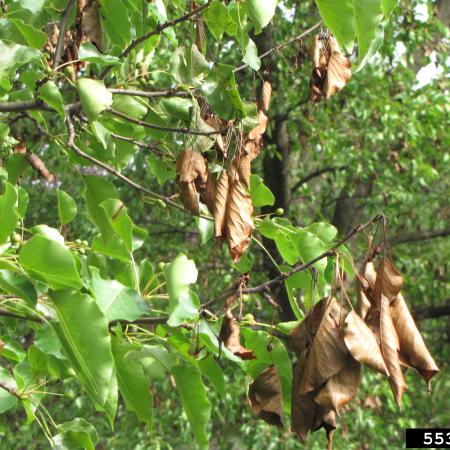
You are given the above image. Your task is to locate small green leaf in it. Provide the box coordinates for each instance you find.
[305,222,337,243]
[50,290,118,424]
[246,0,278,33]
[77,78,112,121]
[53,418,99,450]
[165,254,199,327]
[19,235,82,290]
[56,189,77,225]
[242,37,261,71]
[79,42,120,65]
[39,81,65,116]
[0,181,18,243]
[292,230,327,272]
[173,365,211,450]
[250,174,275,207]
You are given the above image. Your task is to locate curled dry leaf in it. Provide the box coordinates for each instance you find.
[81,0,103,50]
[219,308,255,360]
[260,81,272,112]
[391,293,439,388]
[374,258,403,303]
[205,115,226,156]
[176,149,208,216]
[248,365,283,427]
[343,310,388,375]
[213,170,229,240]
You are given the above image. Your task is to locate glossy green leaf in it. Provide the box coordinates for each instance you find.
[53,418,99,450]
[0,336,26,362]
[250,174,275,207]
[112,95,148,120]
[197,355,226,396]
[111,338,153,427]
[0,270,37,306]
[79,43,120,65]
[204,0,237,40]
[0,181,18,243]
[98,0,132,49]
[382,0,397,16]
[305,222,337,243]
[242,37,261,71]
[173,365,211,450]
[39,81,65,116]
[246,0,278,33]
[9,19,47,49]
[274,231,298,265]
[19,235,82,290]
[165,254,199,326]
[292,230,327,272]
[56,189,77,225]
[89,267,146,322]
[77,78,112,121]
[50,290,117,424]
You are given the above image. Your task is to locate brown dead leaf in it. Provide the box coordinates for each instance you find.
[391,293,439,388]
[199,171,216,215]
[323,51,352,99]
[81,0,102,50]
[260,81,272,112]
[205,115,226,157]
[374,258,403,303]
[219,308,255,359]
[213,170,229,240]
[343,310,388,375]
[248,365,283,427]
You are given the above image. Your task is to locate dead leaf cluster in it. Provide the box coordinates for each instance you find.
[287,259,438,448]
[176,82,271,261]
[309,34,352,103]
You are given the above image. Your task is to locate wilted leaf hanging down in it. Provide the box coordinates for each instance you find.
[391,293,439,388]
[309,34,351,103]
[374,258,403,303]
[213,171,229,241]
[219,307,255,360]
[260,80,272,112]
[81,0,103,51]
[176,149,208,216]
[248,365,283,427]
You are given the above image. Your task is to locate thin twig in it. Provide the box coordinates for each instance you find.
[109,109,222,136]
[53,0,77,69]
[110,133,166,157]
[291,165,347,194]
[109,88,191,99]
[100,0,212,79]
[234,21,322,73]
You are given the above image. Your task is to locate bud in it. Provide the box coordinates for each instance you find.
[275,208,284,216]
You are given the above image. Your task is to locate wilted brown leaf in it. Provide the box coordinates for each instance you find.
[219,308,255,359]
[81,0,102,50]
[213,170,229,240]
[260,81,272,112]
[205,115,226,156]
[391,293,439,388]
[343,310,388,375]
[374,258,403,303]
[248,365,283,427]
[199,171,216,215]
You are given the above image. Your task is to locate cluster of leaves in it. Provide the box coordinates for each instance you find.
[0,0,447,449]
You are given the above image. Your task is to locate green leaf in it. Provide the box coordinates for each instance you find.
[98,0,132,49]
[315,0,355,53]
[147,154,176,186]
[50,290,118,424]
[170,44,211,85]
[0,181,18,243]
[242,37,261,71]
[0,41,40,81]
[39,81,65,116]
[79,42,120,65]
[274,231,298,265]
[0,368,17,413]
[292,230,327,272]
[83,175,118,242]
[91,234,130,263]
[202,64,246,119]
[164,254,199,327]
[246,0,278,33]
[0,270,37,306]
[382,0,397,17]
[77,78,112,121]
[89,267,146,322]
[0,336,26,362]
[173,365,211,450]
[9,19,47,50]
[204,0,237,40]
[354,0,384,65]
[250,174,275,207]
[35,324,65,359]
[305,222,337,243]
[53,418,99,450]
[112,95,148,120]
[56,189,77,225]
[111,338,153,427]
[197,355,226,396]
[19,235,82,290]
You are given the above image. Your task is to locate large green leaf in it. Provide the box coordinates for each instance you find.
[305,222,337,243]
[204,0,237,40]
[170,45,211,86]
[50,290,118,424]
[111,339,153,427]
[53,418,99,450]
[19,234,82,290]
[292,230,327,272]
[315,0,355,53]
[164,254,199,327]
[77,78,113,121]
[39,81,65,116]
[246,0,278,33]
[89,267,146,322]
[173,365,211,450]
[0,181,18,243]
[0,41,41,81]
[9,19,47,49]
[56,189,77,225]
[0,270,37,306]
[99,0,132,50]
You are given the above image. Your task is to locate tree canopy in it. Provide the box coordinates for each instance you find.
[0,0,449,449]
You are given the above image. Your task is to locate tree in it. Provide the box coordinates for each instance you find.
[0,0,448,449]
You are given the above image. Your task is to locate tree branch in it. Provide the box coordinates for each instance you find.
[234,21,322,73]
[110,133,166,157]
[100,1,212,79]
[291,165,347,194]
[109,88,191,99]
[414,303,450,320]
[53,0,77,69]
[390,229,450,246]
[109,109,223,136]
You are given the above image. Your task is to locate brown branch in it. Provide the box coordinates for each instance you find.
[15,143,56,182]
[234,21,322,73]
[100,0,212,79]
[291,165,347,194]
[414,303,450,320]
[109,109,222,136]
[109,88,192,99]
[0,381,22,399]
[110,133,166,157]
[53,0,77,69]
[389,229,450,246]
[0,100,80,114]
